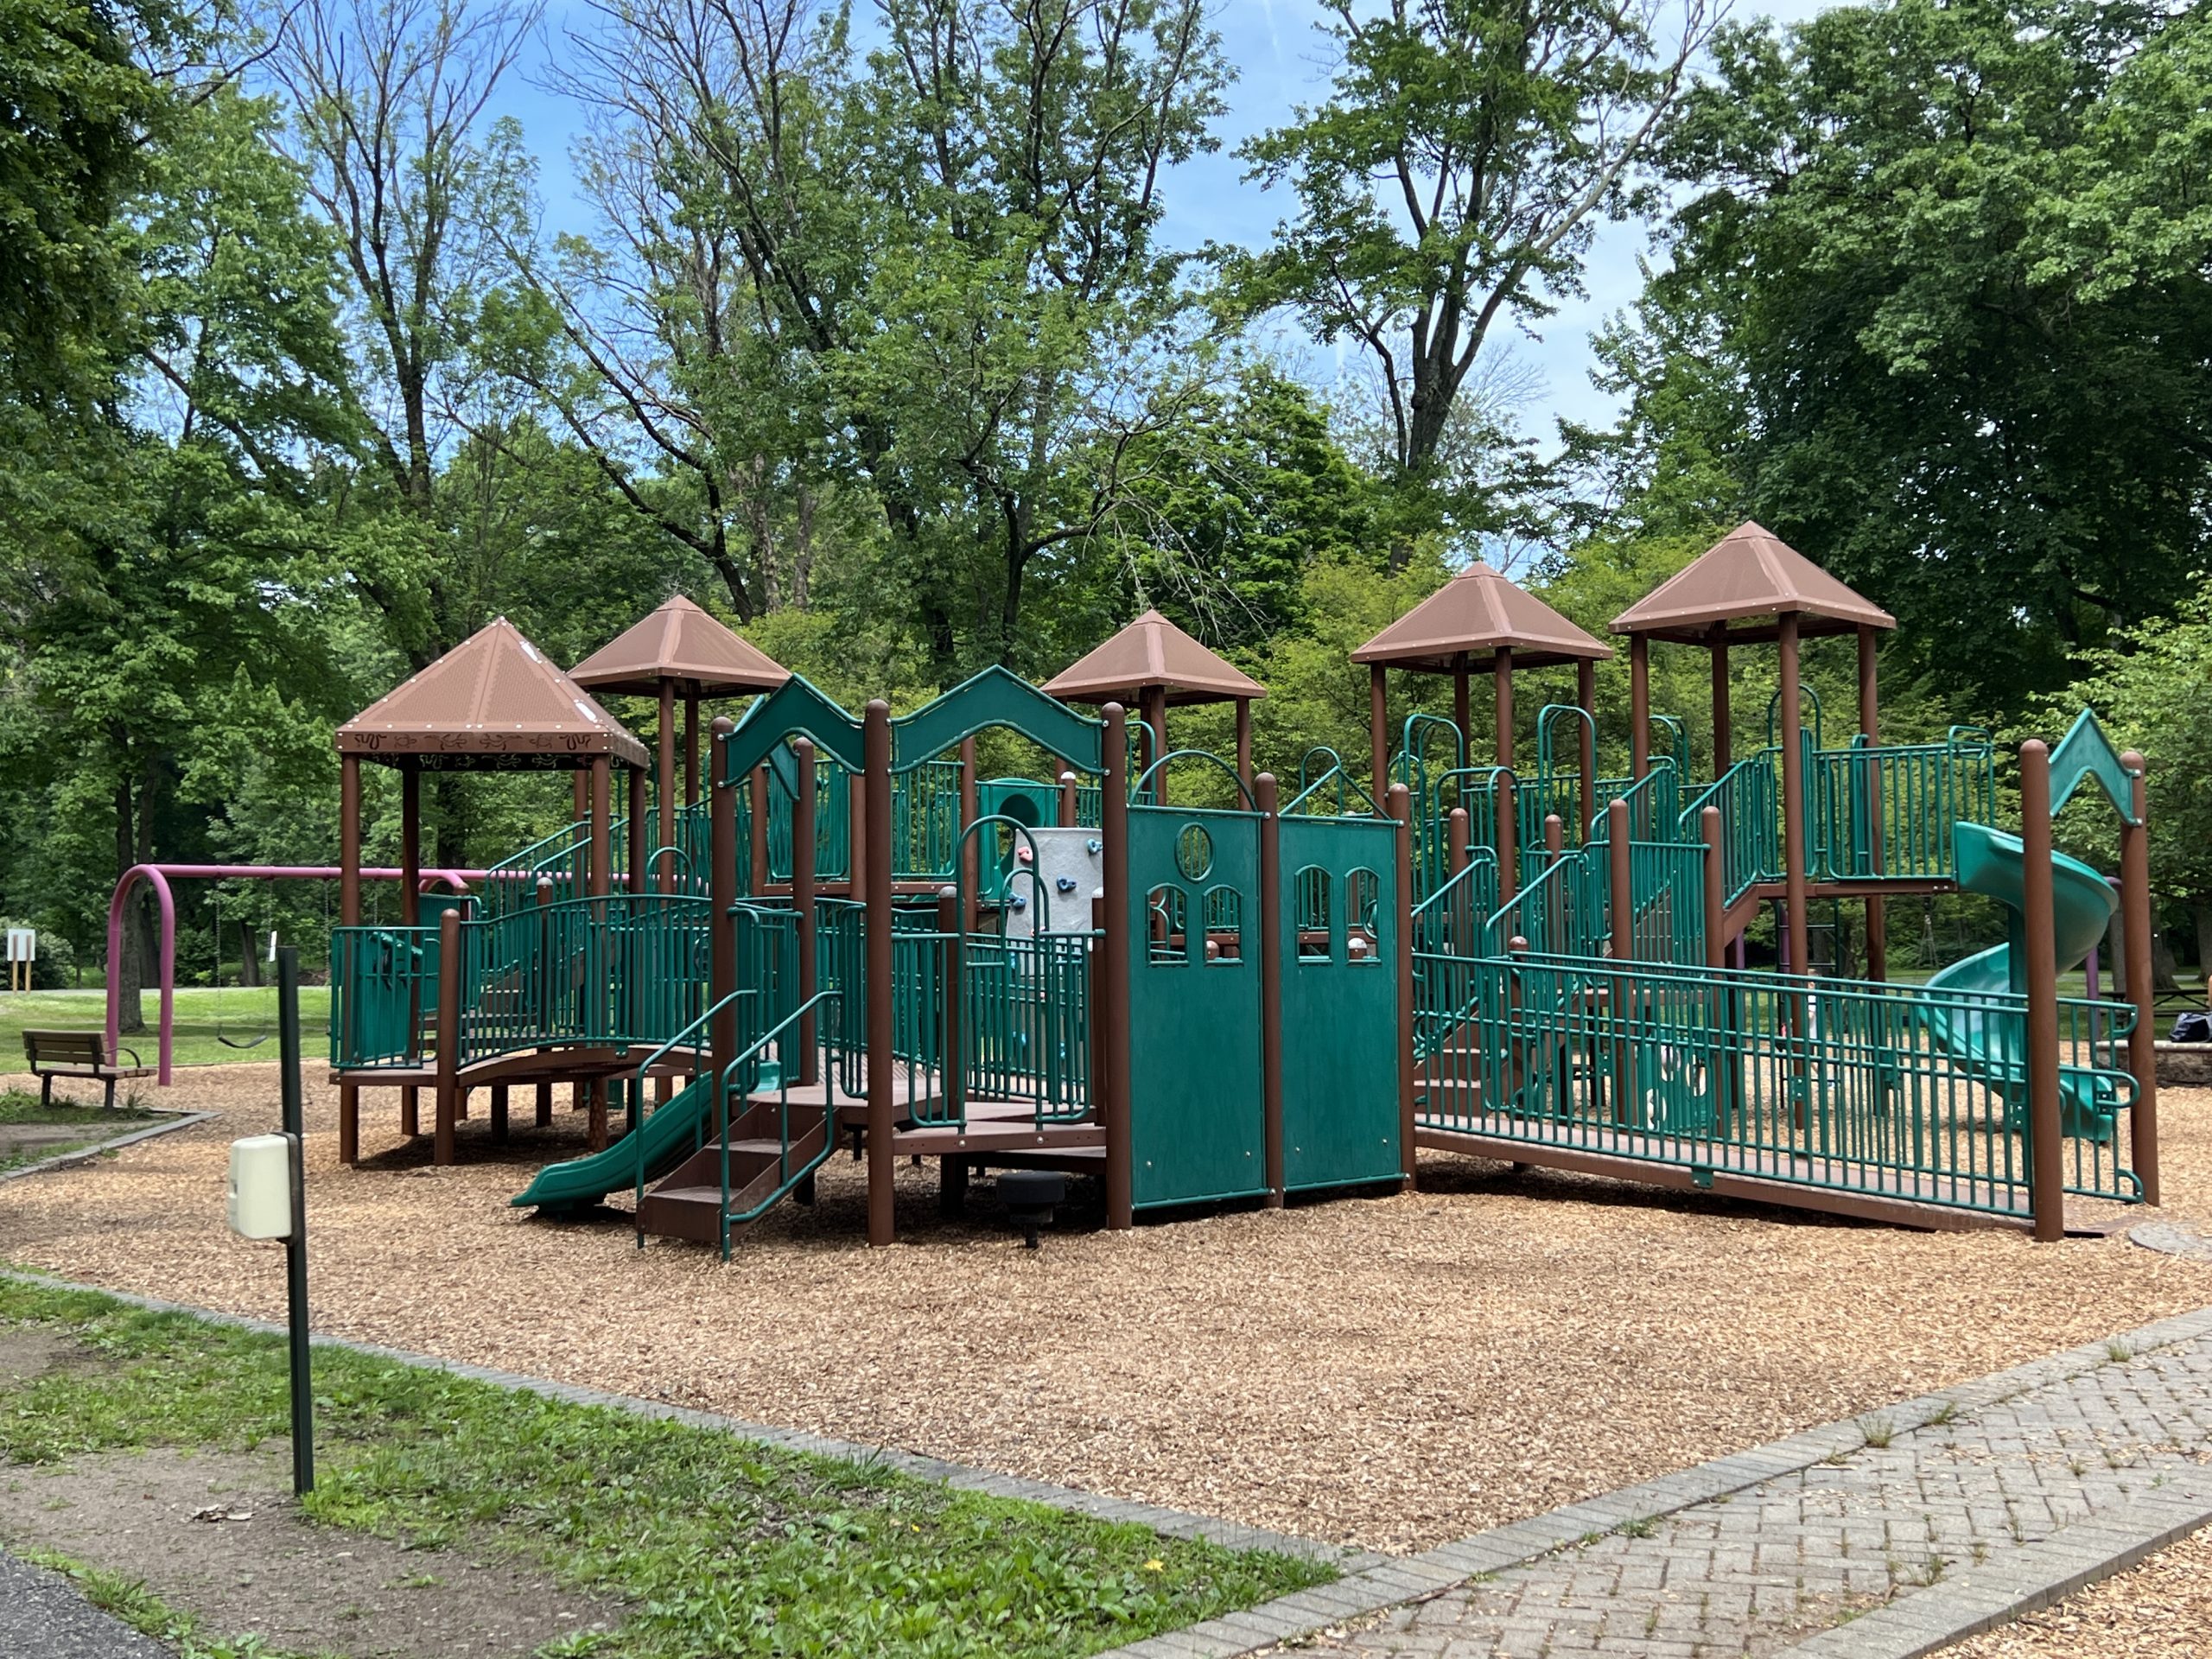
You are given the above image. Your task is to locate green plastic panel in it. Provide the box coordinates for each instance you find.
[1279,815,1402,1192]
[721,675,865,781]
[2047,708,2140,824]
[892,665,1103,775]
[1127,804,1266,1209]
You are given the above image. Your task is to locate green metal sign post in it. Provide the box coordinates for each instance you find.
[277,944,314,1495]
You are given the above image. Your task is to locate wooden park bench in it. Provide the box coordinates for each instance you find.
[22,1030,154,1109]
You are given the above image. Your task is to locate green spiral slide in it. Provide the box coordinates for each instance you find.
[1920,822,2123,1141]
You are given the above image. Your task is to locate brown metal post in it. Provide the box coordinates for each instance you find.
[1607,798,1633,962]
[1388,782,1416,1187]
[588,757,613,898]
[1859,625,1886,979]
[1710,629,1732,777]
[863,701,896,1247]
[573,769,587,824]
[1545,811,1565,949]
[2019,740,2063,1242]
[709,719,738,1096]
[338,754,362,1165]
[1700,805,1726,970]
[1236,699,1253,789]
[1141,685,1168,806]
[658,679,677,893]
[434,906,461,1164]
[1496,772,1517,901]
[2120,753,2158,1205]
[1369,664,1389,800]
[627,762,647,893]
[1453,655,1471,753]
[747,767,769,896]
[1447,806,1471,950]
[1576,658,1599,838]
[1256,772,1283,1205]
[1493,647,1514,770]
[936,885,962,1122]
[793,737,818,1085]
[958,736,980,934]
[1777,615,1810,998]
[400,765,421,925]
[1629,635,1649,780]
[684,693,700,805]
[1101,703,1134,1229]
[847,771,868,904]
[1058,770,1077,829]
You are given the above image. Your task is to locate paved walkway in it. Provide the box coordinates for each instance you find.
[1111,1305,2212,1659]
[0,1550,168,1659]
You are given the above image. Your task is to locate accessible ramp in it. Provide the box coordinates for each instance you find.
[1922,822,2121,1140]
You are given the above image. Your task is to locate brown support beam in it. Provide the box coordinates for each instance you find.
[2120,752,2158,1205]
[399,765,421,926]
[1710,630,1732,777]
[1777,615,1810,998]
[1256,772,1283,1206]
[747,767,768,896]
[709,718,738,1096]
[1700,806,1726,970]
[1859,624,1886,980]
[1576,657,1599,839]
[627,762,647,894]
[658,679,677,893]
[1369,664,1389,801]
[1496,772,1517,904]
[1057,770,1077,829]
[1235,698,1253,788]
[1629,635,1650,780]
[588,757,613,898]
[684,692,700,805]
[339,753,361,1166]
[1140,685,1168,805]
[959,736,980,935]
[1453,655,1471,756]
[1388,782,1416,1188]
[2019,740,2063,1242]
[793,736,818,1085]
[573,769,588,824]
[434,906,461,1164]
[1102,703,1134,1229]
[1493,646,1514,771]
[863,701,895,1247]
[1608,798,1634,963]
[847,771,868,905]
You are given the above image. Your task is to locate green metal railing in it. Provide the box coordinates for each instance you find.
[328,925,437,1068]
[951,931,1093,1122]
[1413,951,2139,1217]
[709,990,848,1257]
[1811,728,1997,882]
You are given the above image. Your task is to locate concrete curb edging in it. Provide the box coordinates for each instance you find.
[0,1269,1365,1571]
[1096,1300,2212,1658]
[1777,1479,2212,1658]
[0,1112,215,1184]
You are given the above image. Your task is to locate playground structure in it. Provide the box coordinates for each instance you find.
[312,523,2158,1249]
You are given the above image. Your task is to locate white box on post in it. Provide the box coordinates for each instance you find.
[228,1135,296,1241]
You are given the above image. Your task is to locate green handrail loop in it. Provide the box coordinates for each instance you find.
[1289,747,1381,817]
[715,988,846,1260]
[1133,747,1257,809]
[631,987,760,1247]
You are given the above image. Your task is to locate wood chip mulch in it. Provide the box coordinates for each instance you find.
[1943,1524,2212,1657]
[3,1066,2209,1553]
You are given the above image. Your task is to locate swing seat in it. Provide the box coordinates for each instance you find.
[23,1031,154,1109]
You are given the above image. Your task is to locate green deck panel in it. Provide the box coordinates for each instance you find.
[1278,815,1402,1192]
[1127,804,1266,1210]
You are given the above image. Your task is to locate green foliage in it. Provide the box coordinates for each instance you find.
[0,1278,1333,1657]
[1648,0,2212,715]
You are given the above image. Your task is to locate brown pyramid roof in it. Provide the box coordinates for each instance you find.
[1351,560,1613,672]
[569,594,791,698]
[336,617,650,770]
[1044,609,1267,707]
[1611,522,1897,644]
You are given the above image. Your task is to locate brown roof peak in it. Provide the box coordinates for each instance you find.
[1044,609,1267,707]
[337,616,649,770]
[1351,561,1613,672]
[1610,521,1896,643]
[569,594,791,696]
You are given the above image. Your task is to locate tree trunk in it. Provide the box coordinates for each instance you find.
[2152,921,2182,995]
[239,920,262,988]
[114,768,144,1033]
[2192,902,2212,996]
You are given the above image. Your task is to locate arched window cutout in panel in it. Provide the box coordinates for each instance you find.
[1346,868,1382,965]
[1147,885,1188,965]
[1204,886,1243,963]
[1294,865,1332,961]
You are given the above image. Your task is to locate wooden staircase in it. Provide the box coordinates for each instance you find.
[635,1064,829,1245]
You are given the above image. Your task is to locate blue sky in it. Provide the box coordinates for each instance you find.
[496,0,1834,445]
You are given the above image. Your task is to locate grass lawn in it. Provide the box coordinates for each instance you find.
[0,1276,1332,1658]
[0,1089,158,1173]
[0,988,333,1071]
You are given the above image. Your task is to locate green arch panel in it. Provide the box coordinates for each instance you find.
[721,676,865,783]
[891,665,1103,775]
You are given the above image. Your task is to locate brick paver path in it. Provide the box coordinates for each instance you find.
[1307,1330,2212,1657]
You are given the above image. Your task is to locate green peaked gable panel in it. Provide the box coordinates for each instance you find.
[720,676,864,782]
[2047,708,2141,825]
[891,665,1103,774]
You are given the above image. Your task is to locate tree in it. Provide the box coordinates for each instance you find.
[1230,0,1715,531]
[1651,0,2212,716]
